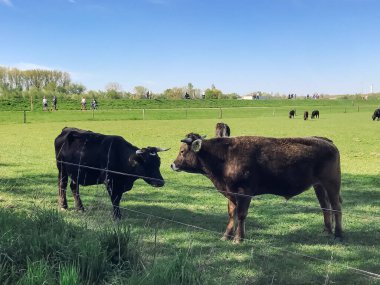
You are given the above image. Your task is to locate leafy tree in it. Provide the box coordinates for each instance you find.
[133,86,148,99]
[67,83,86,95]
[204,85,223,99]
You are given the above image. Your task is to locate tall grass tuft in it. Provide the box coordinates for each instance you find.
[17,258,53,285]
[126,247,206,285]
[0,207,146,284]
[59,263,80,285]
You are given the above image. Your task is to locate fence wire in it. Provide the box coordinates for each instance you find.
[1,159,379,281]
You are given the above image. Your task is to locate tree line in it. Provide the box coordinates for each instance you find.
[0,66,241,100]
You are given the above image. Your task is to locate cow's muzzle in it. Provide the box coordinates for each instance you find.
[171,163,180,172]
[147,179,165,187]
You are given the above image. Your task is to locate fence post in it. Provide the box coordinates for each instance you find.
[219,108,222,119]
[142,109,145,120]
[185,109,188,119]
[23,110,26,124]
[92,109,95,119]
[357,106,359,112]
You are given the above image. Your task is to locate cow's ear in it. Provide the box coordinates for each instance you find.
[129,154,142,167]
[191,139,202,153]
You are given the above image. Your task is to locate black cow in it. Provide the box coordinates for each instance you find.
[372,108,380,121]
[289,110,296,118]
[311,110,320,119]
[171,133,342,242]
[215,122,231,137]
[304,111,309,120]
[55,127,168,218]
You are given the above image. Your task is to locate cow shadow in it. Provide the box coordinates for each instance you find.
[1,170,378,284]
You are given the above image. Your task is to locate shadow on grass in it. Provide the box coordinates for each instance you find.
[1,172,379,284]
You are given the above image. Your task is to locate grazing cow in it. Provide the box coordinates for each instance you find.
[311,110,320,119]
[289,110,296,118]
[54,127,168,219]
[304,111,309,120]
[215,122,231,137]
[171,133,342,242]
[372,108,380,121]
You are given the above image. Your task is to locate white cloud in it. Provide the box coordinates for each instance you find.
[0,0,13,7]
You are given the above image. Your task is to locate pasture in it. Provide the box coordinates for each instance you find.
[0,103,379,284]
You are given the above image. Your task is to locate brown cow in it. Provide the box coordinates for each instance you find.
[215,122,231,137]
[171,133,342,243]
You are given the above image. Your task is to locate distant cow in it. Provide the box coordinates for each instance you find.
[372,108,380,120]
[289,110,296,119]
[311,110,320,119]
[215,122,231,137]
[55,127,168,219]
[171,134,342,242]
[304,111,309,120]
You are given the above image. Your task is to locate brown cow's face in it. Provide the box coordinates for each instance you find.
[171,133,203,174]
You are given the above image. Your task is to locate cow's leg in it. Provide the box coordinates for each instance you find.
[70,180,84,211]
[233,196,252,243]
[327,192,343,239]
[106,181,122,219]
[222,197,237,240]
[58,168,68,210]
[313,184,333,234]
[323,181,343,239]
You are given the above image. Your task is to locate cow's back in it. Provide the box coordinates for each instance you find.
[55,127,136,185]
[205,136,340,197]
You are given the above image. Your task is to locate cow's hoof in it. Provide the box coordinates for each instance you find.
[232,237,242,244]
[323,228,333,235]
[334,233,343,242]
[76,207,85,212]
[60,206,68,211]
[221,235,231,241]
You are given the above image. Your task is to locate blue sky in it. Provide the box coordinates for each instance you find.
[1,0,379,95]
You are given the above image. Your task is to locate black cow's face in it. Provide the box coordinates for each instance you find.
[171,133,204,174]
[130,147,167,187]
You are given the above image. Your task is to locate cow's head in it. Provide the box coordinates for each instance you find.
[171,133,206,174]
[130,147,169,187]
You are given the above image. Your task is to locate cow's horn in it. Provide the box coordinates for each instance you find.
[156,147,170,152]
[191,139,202,153]
[181,137,193,144]
[201,135,207,139]
[136,149,144,155]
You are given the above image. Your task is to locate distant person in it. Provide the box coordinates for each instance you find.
[91,98,97,110]
[52,95,57,110]
[81,97,87,110]
[185,92,190,99]
[42,96,48,111]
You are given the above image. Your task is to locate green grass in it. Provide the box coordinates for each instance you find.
[0,105,379,284]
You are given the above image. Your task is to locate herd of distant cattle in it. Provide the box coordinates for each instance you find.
[54,108,379,242]
[289,108,380,121]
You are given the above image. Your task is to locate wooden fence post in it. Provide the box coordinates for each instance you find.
[23,110,26,124]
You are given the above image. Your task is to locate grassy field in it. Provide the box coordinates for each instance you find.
[0,104,379,284]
